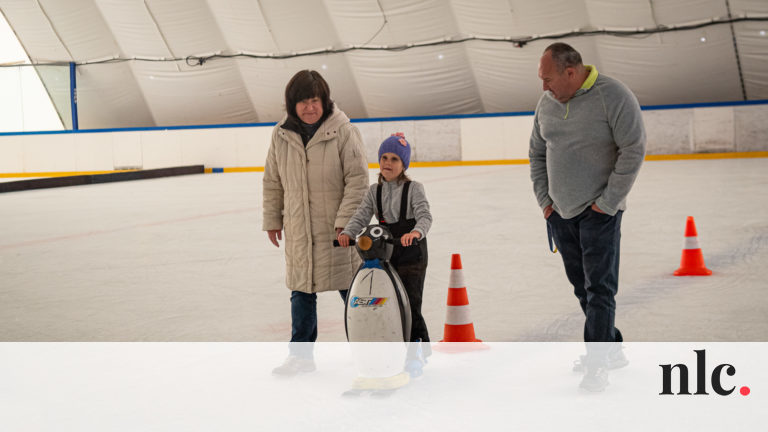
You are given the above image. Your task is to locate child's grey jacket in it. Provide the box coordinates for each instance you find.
[341,179,432,239]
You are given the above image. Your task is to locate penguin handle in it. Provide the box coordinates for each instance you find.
[390,237,421,247]
[332,238,418,247]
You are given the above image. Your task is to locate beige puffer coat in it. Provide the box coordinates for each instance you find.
[262,107,369,293]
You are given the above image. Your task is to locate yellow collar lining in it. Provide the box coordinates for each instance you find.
[581,65,598,90]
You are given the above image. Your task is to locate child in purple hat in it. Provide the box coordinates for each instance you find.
[338,132,433,375]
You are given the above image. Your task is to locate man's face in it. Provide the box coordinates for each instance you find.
[538,53,575,103]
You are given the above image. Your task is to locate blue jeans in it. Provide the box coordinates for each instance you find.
[289,289,348,358]
[547,208,624,345]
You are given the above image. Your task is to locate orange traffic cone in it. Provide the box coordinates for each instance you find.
[434,254,489,353]
[674,216,712,276]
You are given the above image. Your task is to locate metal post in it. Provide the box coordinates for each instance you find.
[69,62,79,130]
[725,0,748,101]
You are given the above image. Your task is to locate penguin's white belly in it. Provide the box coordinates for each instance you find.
[346,267,407,342]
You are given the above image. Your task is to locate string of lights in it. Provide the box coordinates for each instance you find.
[1,15,766,68]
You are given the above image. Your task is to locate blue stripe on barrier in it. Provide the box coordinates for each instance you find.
[350,111,535,123]
[1,99,766,137]
[640,99,768,111]
[212,168,224,173]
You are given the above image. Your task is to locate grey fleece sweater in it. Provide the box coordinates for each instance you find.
[342,180,432,239]
[529,67,646,219]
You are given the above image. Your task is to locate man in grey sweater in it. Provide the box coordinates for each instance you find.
[529,43,646,392]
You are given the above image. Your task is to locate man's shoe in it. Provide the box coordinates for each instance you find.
[271,356,316,377]
[607,346,629,369]
[579,367,609,392]
[573,347,629,372]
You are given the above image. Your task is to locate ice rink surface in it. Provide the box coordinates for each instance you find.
[2,342,766,431]
[1,158,767,342]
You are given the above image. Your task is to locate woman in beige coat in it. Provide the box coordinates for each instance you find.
[263,70,368,375]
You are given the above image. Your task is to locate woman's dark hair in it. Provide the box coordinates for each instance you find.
[284,70,334,125]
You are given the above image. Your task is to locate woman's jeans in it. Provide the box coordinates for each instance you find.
[289,289,348,358]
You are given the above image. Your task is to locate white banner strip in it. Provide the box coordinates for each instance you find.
[0,342,765,430]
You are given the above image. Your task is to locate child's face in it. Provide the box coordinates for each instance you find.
[379,152,404,181]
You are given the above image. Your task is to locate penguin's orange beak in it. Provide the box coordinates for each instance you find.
[358,236,373,251]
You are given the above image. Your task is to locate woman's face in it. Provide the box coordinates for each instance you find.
[379,152,404,182]
[295,97,323,124]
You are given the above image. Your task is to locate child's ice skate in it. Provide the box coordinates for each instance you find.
[404,340,428,378]
[342,372,410,398]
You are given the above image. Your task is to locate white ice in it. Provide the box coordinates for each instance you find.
[2,342,766,431]
[1,158,767,342]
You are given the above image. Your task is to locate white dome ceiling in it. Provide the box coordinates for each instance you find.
[1,0,767,129]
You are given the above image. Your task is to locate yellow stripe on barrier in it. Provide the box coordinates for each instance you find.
[2,152,766,178]
[204,167,265,173]
[645,151,768,161]
[370,159,531,169]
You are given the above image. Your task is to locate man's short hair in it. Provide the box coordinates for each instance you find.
[545,43,583,72]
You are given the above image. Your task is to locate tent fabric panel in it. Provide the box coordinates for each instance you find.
[347,45,483,117]
[93,0,174,58]
[32,0,119,61]
[0,0,71,61]
[75,63,156,129]
[139,0,228,57]
[593,26,744,105]
[735,21,768,100]
[206,0,279,53]
[131,60,257,127]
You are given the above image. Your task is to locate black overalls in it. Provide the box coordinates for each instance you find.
[376,181,430,343]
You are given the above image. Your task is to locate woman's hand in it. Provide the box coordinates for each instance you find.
[400,231,421,246]
[267,229,282,248]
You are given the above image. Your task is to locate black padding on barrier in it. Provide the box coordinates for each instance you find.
[0,165,204,194]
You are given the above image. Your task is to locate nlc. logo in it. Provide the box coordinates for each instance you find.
[660,349,750,396]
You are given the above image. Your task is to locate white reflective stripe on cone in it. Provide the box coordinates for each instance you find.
[448,269,465,289]
[445,305,473,325]
[683,236,701,250]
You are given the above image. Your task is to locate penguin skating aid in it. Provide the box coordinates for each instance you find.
[334,224,417,395]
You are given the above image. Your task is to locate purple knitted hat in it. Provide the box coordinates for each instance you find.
[378,133,411,170]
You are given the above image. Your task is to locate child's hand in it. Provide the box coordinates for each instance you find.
[337,233,352,248]
[400,231,421,246]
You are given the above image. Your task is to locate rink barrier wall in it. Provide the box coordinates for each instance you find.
[0,165,203,193]
[0,100,766,178]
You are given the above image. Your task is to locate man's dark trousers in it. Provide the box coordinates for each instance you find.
[547,208,624,347]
